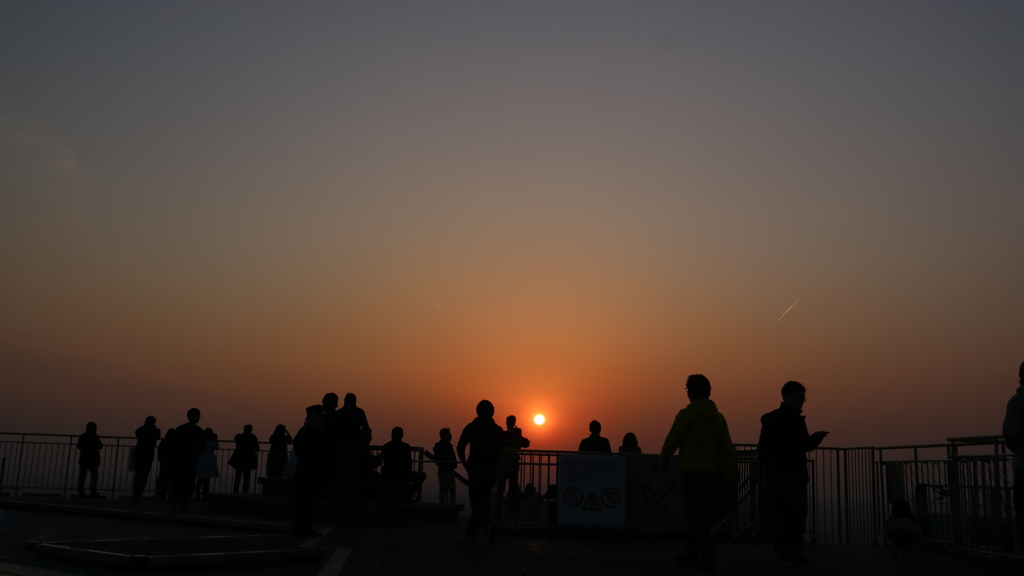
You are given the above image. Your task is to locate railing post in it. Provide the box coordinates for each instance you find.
[64,434,75,498]
[807,457,817,545]
[872,447,882,547]
[991,452,1006,553]
[14,434,26,496]
[947,440,964,551]
[839,449,847,546]
[110,436,119,499]
[415,447,424,502]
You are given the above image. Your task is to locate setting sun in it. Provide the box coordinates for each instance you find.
[534,414,545,425]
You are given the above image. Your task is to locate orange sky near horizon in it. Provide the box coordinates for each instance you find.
[1,2,1022,452]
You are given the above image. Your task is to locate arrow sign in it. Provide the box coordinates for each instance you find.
[643,479,677,512]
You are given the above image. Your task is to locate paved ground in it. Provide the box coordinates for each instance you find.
[0,496,1020,576]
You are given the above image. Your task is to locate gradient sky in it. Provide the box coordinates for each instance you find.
[2,2,1022,451]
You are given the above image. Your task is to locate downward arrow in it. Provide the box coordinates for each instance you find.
[644,479,677,512]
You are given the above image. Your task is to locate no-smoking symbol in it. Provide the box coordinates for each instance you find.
[563,486,583,507]
[601,488,621,509]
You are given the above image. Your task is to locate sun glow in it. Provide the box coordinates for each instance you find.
[534,414,545,425]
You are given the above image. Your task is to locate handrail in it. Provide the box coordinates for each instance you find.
[874,443,950,451]
[1,432,1017,557]
[947,435,1003,445]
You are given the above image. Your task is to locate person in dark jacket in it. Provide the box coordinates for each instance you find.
[381,426,426,501]
[1001,361,1024,550]
[76,421,103,498]
[758,381,828,564]
[497,415,530,518]
[428,427,457,504]
[457,399,505,543]
[618,432,642,454]
[194,428,220,501]
[292,405,330,537]
[267,424,292,478]
[132,416,161,498]
[578,420,612,453]
[330,392,370,500]
[170,408,205,512]
[156,428,176,501]
[229,424,260,494]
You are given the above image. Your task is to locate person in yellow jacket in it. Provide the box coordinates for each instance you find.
[659,374,738,572]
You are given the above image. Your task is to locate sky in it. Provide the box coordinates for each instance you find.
[2,1,1022,452]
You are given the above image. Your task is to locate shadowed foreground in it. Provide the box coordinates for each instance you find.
[0,496,1018,576]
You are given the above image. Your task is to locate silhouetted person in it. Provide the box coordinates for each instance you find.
[358,428,381,486]
[132,416,160,498]
[542,483,558,523]
[521,482,540,521]
[885,499,921,559]
[457,399,504,543]
[658,374,738,571]
[229,424,259,494]
[578,420,612,453]
[1002,361,1024,551]
[170,408,205,512]
[323,389,368,498]
[381,426,427,501]
[267,424,292,478]
[497,415,530,518]
[428,427,457,504]
[195,428,219,501]
[292,405,330,537]
[155,428,176,501]
[320,393,340,491]
[758,381,828,564]
[618,432,642,454]
[330,392,370,500]
[76,421,103,498]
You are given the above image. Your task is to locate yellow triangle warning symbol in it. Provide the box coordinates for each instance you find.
[582,492,602,511]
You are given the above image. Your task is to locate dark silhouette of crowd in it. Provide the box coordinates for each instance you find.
[79,379,832,559]
[91,357,1024,572]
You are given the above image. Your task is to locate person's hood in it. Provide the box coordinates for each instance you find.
[687,398,722,421]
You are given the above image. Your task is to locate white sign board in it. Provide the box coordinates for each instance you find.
[557,453,627,526]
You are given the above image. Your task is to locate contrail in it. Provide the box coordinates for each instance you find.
[776,298,800,322]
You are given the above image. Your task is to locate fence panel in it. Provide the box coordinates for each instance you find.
[2,430,1021,558]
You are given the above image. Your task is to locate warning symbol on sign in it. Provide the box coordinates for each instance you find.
[582,492,602,511]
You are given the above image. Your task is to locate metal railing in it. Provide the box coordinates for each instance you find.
[0,432,420,499]
[1,432,1018,557]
